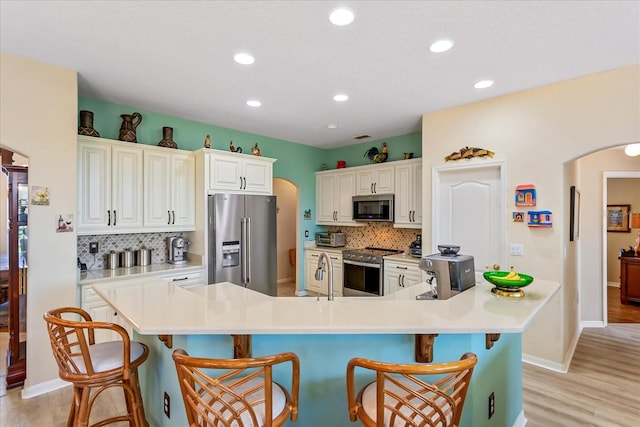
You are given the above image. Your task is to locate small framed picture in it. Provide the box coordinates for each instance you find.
[606,204,630,232]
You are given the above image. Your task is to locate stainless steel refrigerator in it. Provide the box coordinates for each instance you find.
[208,193,277,296]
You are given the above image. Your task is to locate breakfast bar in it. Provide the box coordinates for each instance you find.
[93,278,559,427]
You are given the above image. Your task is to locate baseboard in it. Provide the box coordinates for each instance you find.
[522,324,584,373]
[277,277,294,284]
[580,320,604,328]
[607,282,620,288]
[512,409,527,427]
[21,377,70,399]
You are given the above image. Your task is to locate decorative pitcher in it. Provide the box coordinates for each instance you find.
[118,112,142,143]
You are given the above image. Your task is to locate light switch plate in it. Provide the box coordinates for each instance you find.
[510,244,524,256]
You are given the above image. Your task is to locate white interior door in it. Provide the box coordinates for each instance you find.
[433,161,507,278]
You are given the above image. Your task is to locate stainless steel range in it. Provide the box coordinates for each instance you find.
[343,247,403,296]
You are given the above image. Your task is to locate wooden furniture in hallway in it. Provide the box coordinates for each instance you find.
[620,256,640,305]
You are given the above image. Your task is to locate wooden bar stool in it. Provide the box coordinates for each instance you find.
[346,352,477,427]
[43,307,149,427]
[172,349,300,427]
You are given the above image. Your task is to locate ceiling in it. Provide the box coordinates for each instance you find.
[1,1,638,149]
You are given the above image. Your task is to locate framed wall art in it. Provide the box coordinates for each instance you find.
[606,204,630,232]
[569,186,580,241]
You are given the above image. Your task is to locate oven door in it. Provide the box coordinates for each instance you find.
[343,260,382,296]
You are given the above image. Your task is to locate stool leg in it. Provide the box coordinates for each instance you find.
[67,386,81,427]
[75,387,92,427]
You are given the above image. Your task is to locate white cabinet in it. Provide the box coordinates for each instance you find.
[304,250,343,297]
[156,268,206,290]
[316,170,356,225]
[208,150,275,194]
[77,136,143,234]
[143,147,195,230]
[394,159,422,228]
[80,286,132,343]
[384,259,424,295]
[355,165,395,195]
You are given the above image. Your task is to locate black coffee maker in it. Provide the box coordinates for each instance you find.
[409,234,422,258]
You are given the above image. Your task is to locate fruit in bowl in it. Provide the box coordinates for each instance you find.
[483,267,534,288]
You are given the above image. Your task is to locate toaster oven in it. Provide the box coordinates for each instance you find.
[315,232,346,247]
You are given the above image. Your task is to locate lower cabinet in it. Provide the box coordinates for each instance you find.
[305,249,343,297]
[384,259,424,295]
[81,286,132,343]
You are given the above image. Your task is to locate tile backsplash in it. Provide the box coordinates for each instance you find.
[77,232,188,270]
[327,223,421,252]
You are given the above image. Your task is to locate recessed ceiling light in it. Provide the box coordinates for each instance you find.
[327,123,338,129]
[624,143,640,156]
[333,94,349,102]
[329,8,355,26]
[474,80,494,89]
[246,100,262,107]
[234,53,255,65]
[429,39,454,53]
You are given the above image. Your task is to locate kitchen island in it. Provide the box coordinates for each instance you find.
[93,278,559,427]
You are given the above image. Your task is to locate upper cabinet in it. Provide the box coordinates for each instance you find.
[316,170,357,225]
[206,149,275,195]
[77,136,195,235]
[143,146,195,231]
[355,165,394,195]
[394,159,422,228]
[77,136,143,234]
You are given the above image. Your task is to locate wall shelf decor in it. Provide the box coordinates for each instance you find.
[515,184,536,207]
[527,210,553,228]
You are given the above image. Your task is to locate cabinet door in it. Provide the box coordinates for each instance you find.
[84,301,116,343]
[335,172,355,223]
[171,153,195,227]
[316,174,337,223]
[384,268,403,295]
[144,151,173,227]
[331,257,344,297]
[394,160,421,228]
[355,166,394,195]
[243,158,273,194]
[78,140,111,232]
[305,252,324,294]
[111,145,144,230]
[210,154,243,191]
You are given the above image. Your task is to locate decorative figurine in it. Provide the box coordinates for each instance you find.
[403,152,414,159]
[204,134,211,148]
[229,141,242,153]
[251,143,261,156]
[78,110,100,137]
[364,142,388,163]
[445,146,495,162]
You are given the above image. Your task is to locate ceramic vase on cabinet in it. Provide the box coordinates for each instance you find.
[118,112,142,143]
[158,126,178,149]
[78,110,100,137]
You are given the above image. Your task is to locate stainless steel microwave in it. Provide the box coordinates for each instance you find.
[352,194,394,222]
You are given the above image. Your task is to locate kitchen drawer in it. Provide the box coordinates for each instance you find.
[81,285,103,304]
[155,269,206,288]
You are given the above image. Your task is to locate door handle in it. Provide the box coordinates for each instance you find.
[107,210,111,226]
[167,210,171,225]
[113,210,116,226]
[371,183,374,193]
[374,183,377,193]
[172,210,175,224]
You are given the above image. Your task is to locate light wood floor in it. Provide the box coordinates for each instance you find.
[607,286,640,323]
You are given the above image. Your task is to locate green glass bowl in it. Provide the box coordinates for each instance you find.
[483,271,534,288]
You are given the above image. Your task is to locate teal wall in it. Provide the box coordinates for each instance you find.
[78,97,422,284]
[137,331,522,427]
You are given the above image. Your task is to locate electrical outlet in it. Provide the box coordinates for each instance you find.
[488,392,495,419]
[89,242,99,254]
[305,230,309,238]
[164,391,170,418]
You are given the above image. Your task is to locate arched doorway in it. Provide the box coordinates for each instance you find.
[273,178,299,296]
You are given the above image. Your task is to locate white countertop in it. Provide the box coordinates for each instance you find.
[78,262,204,285]
[92,277,559,335]
[383,253,421,263]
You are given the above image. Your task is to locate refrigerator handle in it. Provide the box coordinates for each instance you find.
[241,217,249,285]
[245,217,251,284]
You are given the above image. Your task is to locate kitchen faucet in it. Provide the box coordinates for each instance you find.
[315,252,334,301]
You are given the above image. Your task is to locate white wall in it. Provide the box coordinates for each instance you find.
[0,52,78,394]
[422,65,640,367]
